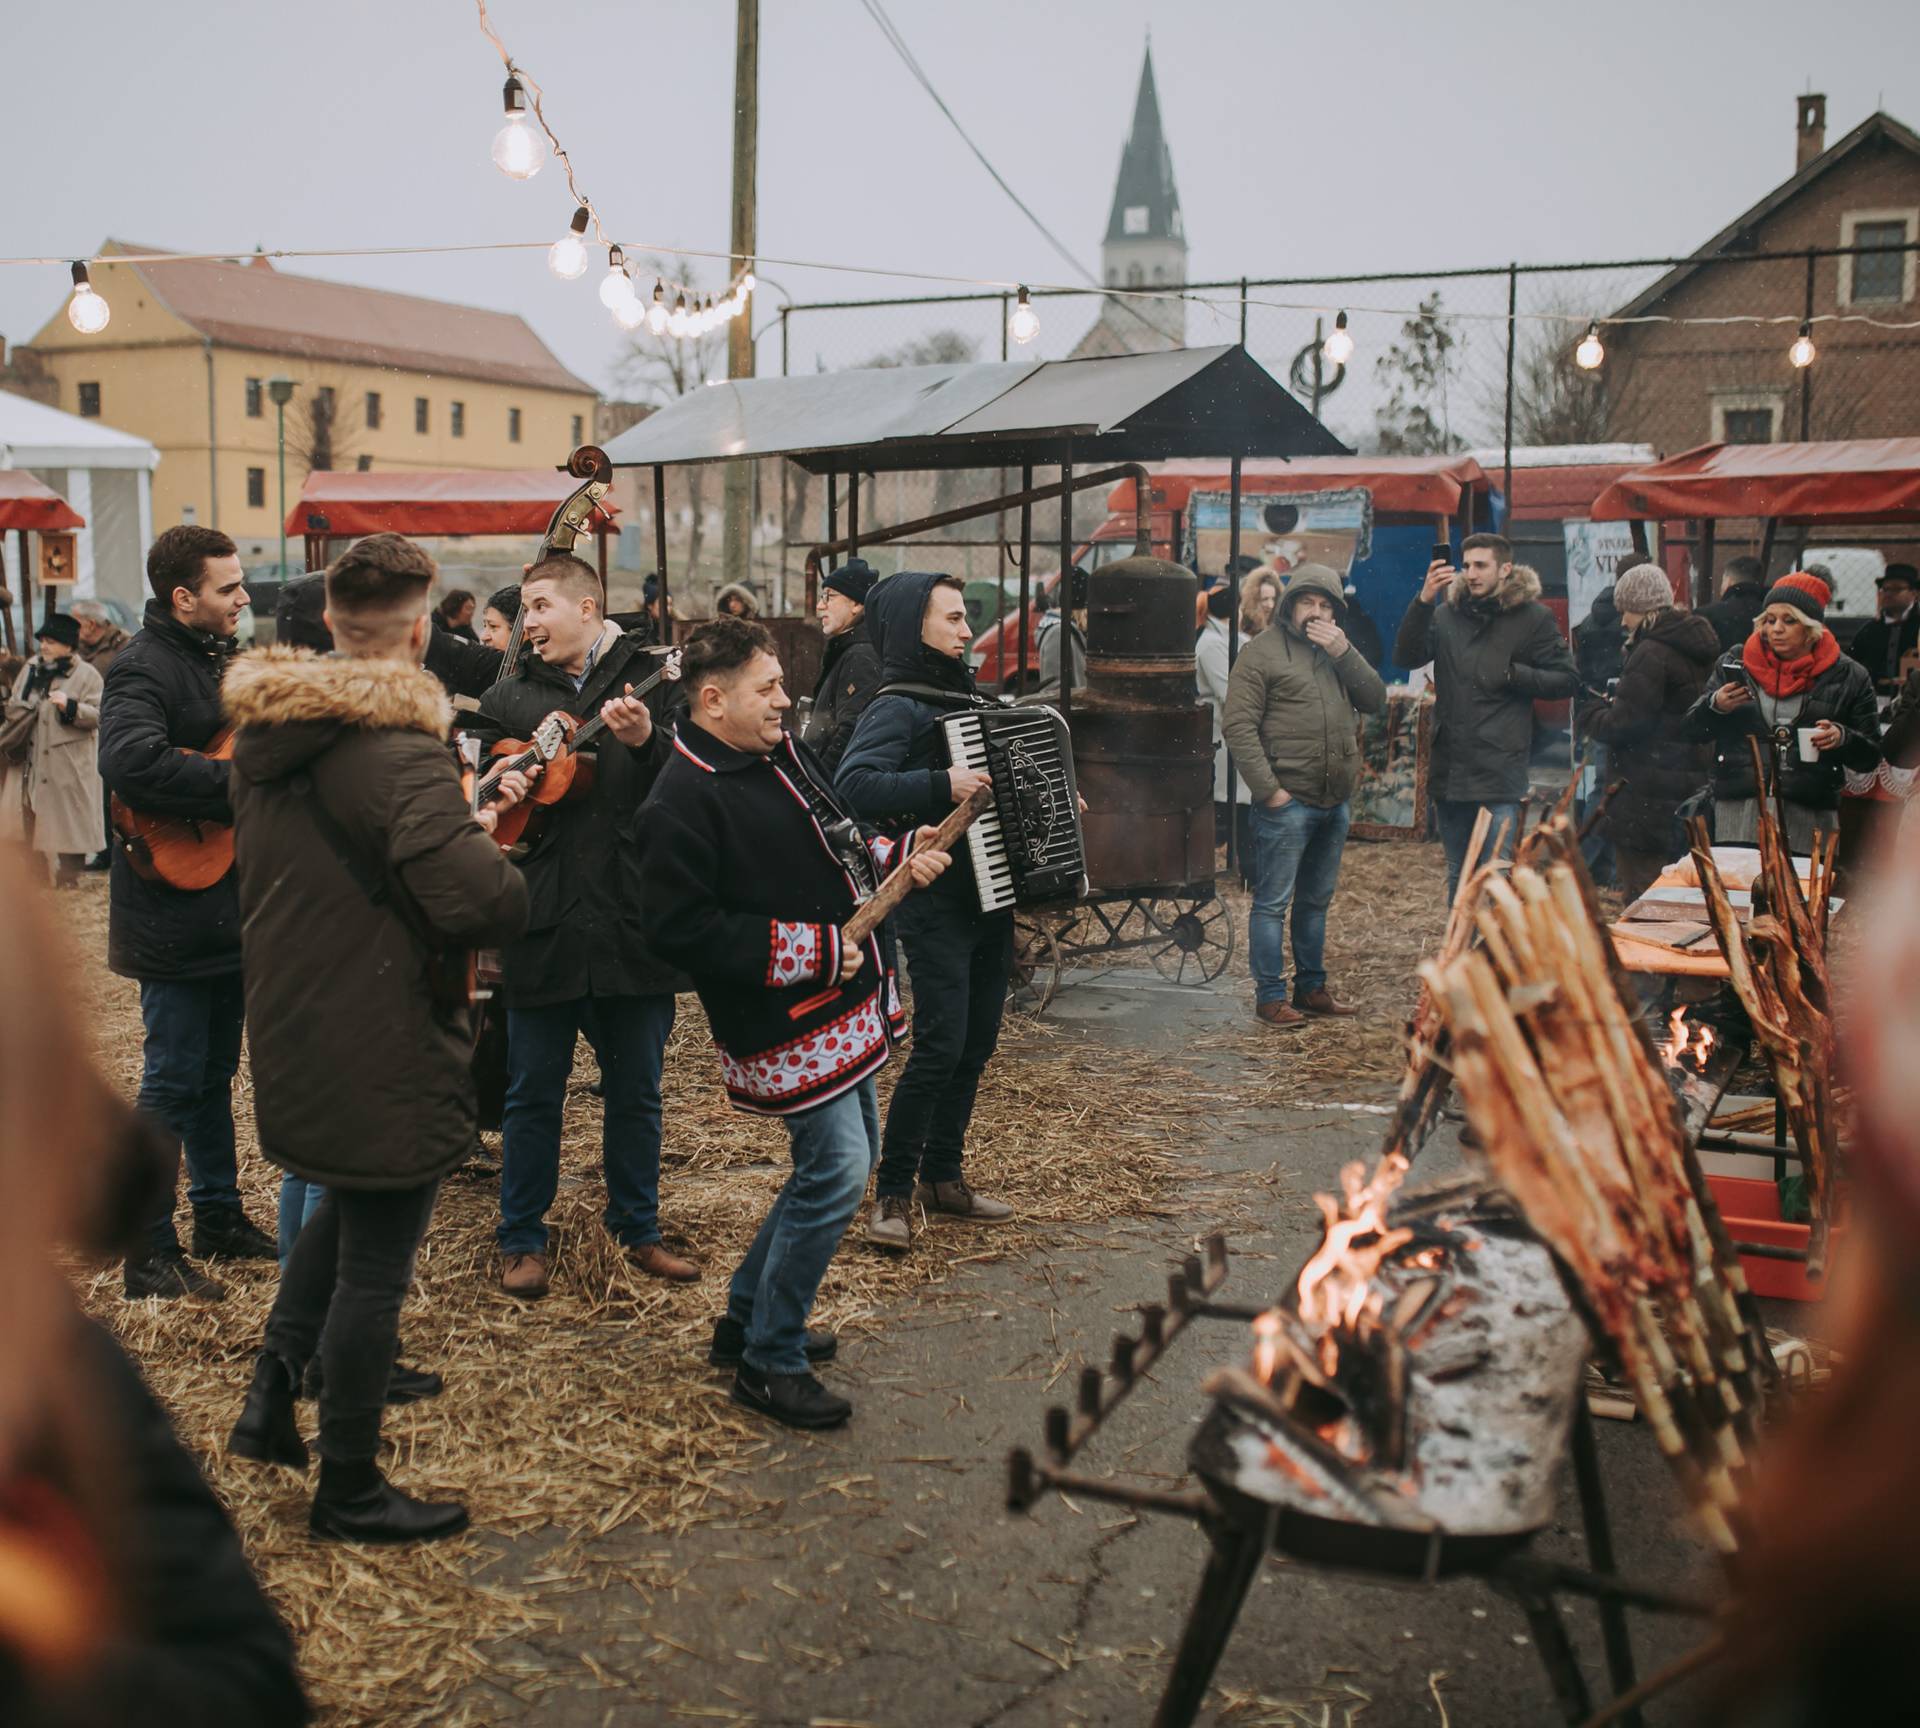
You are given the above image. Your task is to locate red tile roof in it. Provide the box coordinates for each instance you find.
[98,241,594,396]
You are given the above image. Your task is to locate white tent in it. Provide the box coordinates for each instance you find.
[0,391,160,624]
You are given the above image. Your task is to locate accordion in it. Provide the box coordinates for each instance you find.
[941,706,1088,913]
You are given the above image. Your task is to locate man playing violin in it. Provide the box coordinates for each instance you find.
[472,553,696,1298]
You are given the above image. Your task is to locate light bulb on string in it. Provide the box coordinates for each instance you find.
[612,288,647,332]
[491,76,544,179]
[1789,320,1816,368]
[1575,322,1605,370]
[548,206,590,280]
[668,292,690,338]
[1323,310,1354,367]
[740,272,755,296]
[1008,286,1040,346]
[646,281,670,335]
[598,246,637,312]
[65,262,110,334]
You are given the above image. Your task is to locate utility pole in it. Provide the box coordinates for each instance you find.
[721,0,759,598]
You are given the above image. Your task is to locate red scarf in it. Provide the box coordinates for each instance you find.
[1742,627,1839,697]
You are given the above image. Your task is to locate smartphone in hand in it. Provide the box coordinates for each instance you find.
[1431,541,1452,566]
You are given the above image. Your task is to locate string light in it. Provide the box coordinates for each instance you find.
[668,291,690,338]
[491,75,544,180]
[1008,285,1040,345]
[598,245,635,312]
[65,261,110,334]
[612,287,647,332]
[547,205,589,279]
[646,280,669,335]
[1322,310,1354,366]
[1789,319,1817,368]
[1575,321,1605,370]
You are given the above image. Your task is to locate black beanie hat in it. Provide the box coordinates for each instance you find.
[36,613,81,650]
[822,557,878,605]
[1762,570,1831,626]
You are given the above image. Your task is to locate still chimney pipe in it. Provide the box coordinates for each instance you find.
[1797,93,1827,172]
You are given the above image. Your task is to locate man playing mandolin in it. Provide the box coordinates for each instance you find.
[99,525,278,1299]
[472,553,694,1299]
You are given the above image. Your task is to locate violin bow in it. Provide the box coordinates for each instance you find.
[489,443,615,691]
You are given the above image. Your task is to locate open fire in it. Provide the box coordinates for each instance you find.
[1658,1005,1717,1073]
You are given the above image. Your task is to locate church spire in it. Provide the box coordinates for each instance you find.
[1103,42,1184,248]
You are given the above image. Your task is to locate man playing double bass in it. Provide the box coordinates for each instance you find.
[471,553,695,1298]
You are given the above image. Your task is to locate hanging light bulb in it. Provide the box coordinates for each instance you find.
[740,272,756,297]
[646,280,670,335]
[668,291,690,338]
[598,245,636,312]
[1008,286,1040,346]
[612,288,647,332]
[1575,322,1605,370]
[491,75,544,180]
[65,261,110,334]
[1322,310,1354,367]
[1789,320,1817,368]
[548,205,590,279]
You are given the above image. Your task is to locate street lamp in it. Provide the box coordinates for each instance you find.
[268,376,297,576]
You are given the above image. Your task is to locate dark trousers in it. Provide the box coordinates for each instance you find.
[135,974,245,1254]
[498,993,676,1255]
[261,1181,439,1463]
[877,895,1015,1198]
[1435,798,1523,904]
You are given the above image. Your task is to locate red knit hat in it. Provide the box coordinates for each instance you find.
[1763,570,1831,624]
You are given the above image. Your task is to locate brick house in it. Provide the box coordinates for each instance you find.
[1605,98,1920,455]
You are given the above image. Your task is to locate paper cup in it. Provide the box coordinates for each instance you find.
[1797,727,1821,763]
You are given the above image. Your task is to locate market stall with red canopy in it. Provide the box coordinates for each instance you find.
[286,468,620,576]
[1,471,87,652]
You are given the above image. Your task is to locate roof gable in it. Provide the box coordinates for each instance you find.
[1612,110,1920,321]
[85,241,594,396]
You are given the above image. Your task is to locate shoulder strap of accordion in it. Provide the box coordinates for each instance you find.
[873,680,989,709]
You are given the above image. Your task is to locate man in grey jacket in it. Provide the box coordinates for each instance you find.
[1222,565,1386,1027]
[1392,533,1577,900]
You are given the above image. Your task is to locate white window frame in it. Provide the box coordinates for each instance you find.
[1709,389,1786,445]
[1838,208,1918,307]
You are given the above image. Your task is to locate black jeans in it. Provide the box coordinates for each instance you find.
[134,974,245,1254]
[261,1181,439,1464]
[876,893,1015,1198]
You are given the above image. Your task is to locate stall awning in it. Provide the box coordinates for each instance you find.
[1111,454,1494,521]
[601,344,1349,474]
[0,470,86,532]
[1590,438,1920,525]
[286,469,620,537]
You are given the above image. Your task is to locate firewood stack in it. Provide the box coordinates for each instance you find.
[1420,844,1771,1557]
[1686,740,1842,1277]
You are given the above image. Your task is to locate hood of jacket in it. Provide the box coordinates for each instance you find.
[713,581,758,616]
[226,647,452,783]
[1635,609,1721,666]
[1446,562,1542,613]
[1276,563,1349,638]
[866,569,976,694]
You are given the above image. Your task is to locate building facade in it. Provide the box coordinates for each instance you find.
[22,242,598,565]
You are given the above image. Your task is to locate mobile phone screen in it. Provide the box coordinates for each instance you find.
[1431,542,1452,565]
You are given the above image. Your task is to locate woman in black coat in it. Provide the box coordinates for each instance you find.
[1685,571,1881,855]
[1575,566,1719,898]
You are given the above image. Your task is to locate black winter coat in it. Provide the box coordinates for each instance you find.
[1572,591,1626,703]
[800,628,883,774]
[1391,565,1578,803]
[837,570,998,906]
[471,627,687,1006]
[1574,610,1719,855]
[424,623,507,699]
[1685,644,1882,811]
[226,650,529,1190]
[98,603,242,982]
[1699,581,1767,655]
[639,720,909,1115]
[1846,607,1920,690]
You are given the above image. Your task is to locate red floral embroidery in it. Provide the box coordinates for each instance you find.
[768,920,821,987]
[717,995,888,1108]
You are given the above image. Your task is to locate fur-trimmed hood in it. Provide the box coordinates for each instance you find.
[1446,562,1542,612]
[226,646,452,784]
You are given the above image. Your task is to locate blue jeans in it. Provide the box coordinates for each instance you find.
[1248,798,1351,1006]
[1435,798,1523,904]
[729,1077,880,1376]
[1577,746,1615,887]
[277,1176,326,1270]
[497,993,676,1256]
[135,974,245,1254]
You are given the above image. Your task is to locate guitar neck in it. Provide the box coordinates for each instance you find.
[842,787,991,948]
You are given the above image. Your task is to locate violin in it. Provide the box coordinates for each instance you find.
[476,648,681,850]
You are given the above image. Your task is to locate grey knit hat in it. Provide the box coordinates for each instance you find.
[1612,563,1674,616]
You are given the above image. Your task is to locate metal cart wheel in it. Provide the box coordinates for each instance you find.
[1142,895,1236,986]
[1007,915,1065,1016]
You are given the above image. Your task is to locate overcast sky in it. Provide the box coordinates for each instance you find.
[6,0,1918,403]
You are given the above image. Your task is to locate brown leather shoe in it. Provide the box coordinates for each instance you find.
[500,1252,550,1300]
[1295,987,1358,1018]
[630,1242,701,1284]
[1256,1000,1307,1027]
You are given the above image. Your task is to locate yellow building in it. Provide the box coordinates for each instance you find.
[23,240,599,568]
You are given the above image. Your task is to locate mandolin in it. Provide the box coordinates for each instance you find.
[111,726,239,890]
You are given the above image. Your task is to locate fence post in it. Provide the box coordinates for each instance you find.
[1502,262,1517,520]
[1801,248,1816,441]
[1001,293,1010,363]
[1239,276,1248,348]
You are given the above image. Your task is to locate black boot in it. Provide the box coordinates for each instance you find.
[192,1208,278,1262]
[708,1315,836,1369]
[729,1366,852,1430]
[123,1248,226,1303]
[228,1352,308,1468]
[309,1460,469,1545]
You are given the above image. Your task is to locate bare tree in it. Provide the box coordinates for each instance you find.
[864,329,977,370]
[1483,292,1626,449]
[614,257,731,578]
[1371,294,1467,456]
[284,380,362,474]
